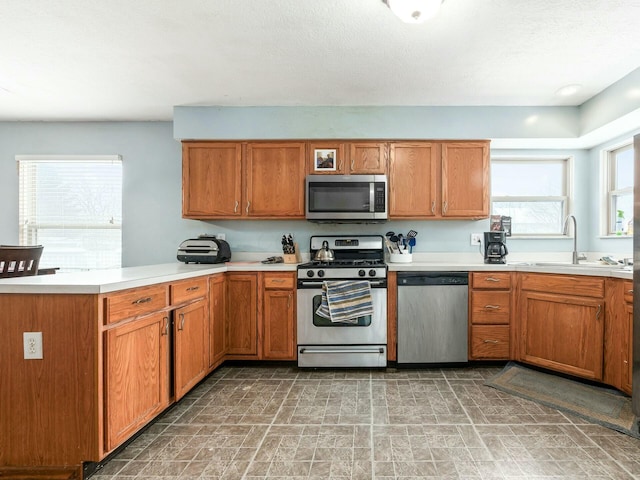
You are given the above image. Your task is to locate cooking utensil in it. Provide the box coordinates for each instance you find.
[407,230,418,239]
[408,237,416,253]
[397,234,405,253]
[314,240,335,262]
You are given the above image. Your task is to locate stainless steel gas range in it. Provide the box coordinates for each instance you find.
[296,235,387,368]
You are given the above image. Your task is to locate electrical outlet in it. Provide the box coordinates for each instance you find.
[216,233,226,241]
[23,332,43,360]
[470,233,482,246]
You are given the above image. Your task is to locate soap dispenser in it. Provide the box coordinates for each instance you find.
[616,210,625,236]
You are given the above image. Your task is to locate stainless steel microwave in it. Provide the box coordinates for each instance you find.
[305,175,388,223]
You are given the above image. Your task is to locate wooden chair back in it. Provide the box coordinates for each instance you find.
[0,245,44,278]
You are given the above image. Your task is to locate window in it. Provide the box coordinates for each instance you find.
[17,155,123,271]
[491,157,572,236]
[605,143,633,235]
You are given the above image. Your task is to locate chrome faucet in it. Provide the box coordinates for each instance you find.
[563,215,579,264]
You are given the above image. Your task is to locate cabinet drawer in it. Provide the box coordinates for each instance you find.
[624,280,634,304]
[470,291,510,324]
[470,325,510,359]
[264,274,295,290]
[105,285,168,324]
[170,277,208,304]
[521,273,604,298]
[472,272,511,289]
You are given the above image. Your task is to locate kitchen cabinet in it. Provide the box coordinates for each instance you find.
[173,299,208,400]
[225,272,259,357]
[246,142,306,217]
[604,278,633,394]
[182,142,243,218]
[388,140,490,219]
[307,141,387,174]
[182,141,305,219]
[209,274,226,369]
[469,272,512,360]
[389,142,438,217]
[262,273,296,360]
[104,311,170,452]
[519,273,605,381]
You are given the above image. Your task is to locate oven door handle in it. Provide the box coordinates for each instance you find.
[299,347,385,354]
[298,280,387,288]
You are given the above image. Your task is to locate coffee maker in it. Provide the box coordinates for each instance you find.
[484,231,508,264]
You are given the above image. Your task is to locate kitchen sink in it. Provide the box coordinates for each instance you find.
[515,261,631,270]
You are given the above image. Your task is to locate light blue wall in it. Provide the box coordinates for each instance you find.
[1,119,622,267]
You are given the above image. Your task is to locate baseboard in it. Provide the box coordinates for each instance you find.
[0,466,82,479]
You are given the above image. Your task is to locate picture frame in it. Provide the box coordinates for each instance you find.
[314,148,337,171]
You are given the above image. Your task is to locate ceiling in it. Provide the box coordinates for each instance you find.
[2,0,640,122]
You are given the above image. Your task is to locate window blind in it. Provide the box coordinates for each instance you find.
[17,155,123,272]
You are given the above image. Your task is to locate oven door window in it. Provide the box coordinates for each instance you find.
[312,294,371,326]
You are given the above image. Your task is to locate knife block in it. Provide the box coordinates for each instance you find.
[283,243,300,264]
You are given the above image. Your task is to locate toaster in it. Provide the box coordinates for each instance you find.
[177,235,231,264]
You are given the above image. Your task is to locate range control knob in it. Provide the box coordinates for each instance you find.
[318,270,325,278]
[369,269,377,277]
[358,269,366,277]
[306,270,314,278]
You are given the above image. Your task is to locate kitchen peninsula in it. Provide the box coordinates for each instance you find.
[0,260,633,476]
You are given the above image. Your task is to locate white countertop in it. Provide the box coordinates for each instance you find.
[0,259,631,295]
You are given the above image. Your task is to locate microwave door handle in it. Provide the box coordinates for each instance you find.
[369,183,375,212]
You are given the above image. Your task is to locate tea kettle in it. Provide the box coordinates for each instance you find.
[314,240,335,262]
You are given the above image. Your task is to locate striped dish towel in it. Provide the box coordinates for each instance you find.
[315,280,374,323]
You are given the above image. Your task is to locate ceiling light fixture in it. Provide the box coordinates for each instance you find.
[555,84,582,97]
[384,0,444,24]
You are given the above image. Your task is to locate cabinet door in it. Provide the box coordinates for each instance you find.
[389,142,438,217]
[263,276,295,360]
[441,141,489,218]
[182,142,243,218]
[225,273,259,356]
[348,142,387,174]
[520,291,604,380]
[209,274,226,368]
[308,142,347,174]
[174,299,208,400]
[622,303,633,394]
[245,142,306,217]
[104,312,169,452]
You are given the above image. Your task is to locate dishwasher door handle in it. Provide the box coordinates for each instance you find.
[299,347,385,354]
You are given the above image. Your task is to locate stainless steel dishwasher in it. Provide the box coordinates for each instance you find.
[397,271,468,363]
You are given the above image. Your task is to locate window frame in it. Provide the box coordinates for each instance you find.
[490,155,574,237]
[601,142,633,236]
[16,154,123,271]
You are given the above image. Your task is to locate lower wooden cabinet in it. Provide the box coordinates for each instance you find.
[622,301,633,393]
[262,273,296,360]
[174,299,208,400]
[226,273,259,357]
[209,274,226,368]
[103,312,170,452]
[468,272,512,360]
[519,273,605,381]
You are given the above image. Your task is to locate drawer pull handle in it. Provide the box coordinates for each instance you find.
[483,339,499,344]
[486,277,501,282]
[186,286,200,292]
[271,279,285,283]
[132,297,152,305]
[484,305,501,310]
[627,289,634,294]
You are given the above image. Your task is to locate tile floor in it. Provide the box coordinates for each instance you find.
[88,365,640,479]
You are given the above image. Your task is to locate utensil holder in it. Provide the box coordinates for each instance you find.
[389,253,412,263]
[283,243,300,264]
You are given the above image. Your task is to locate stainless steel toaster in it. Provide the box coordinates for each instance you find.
[177,235,231,264]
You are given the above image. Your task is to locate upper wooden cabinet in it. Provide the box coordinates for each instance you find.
[441,142,490,218]
[389,140,490,219]
[307,141,388,174]
[182,141,305,219]
[182,142,243,218]
[245,142,306,217]
[389,142,438,217]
